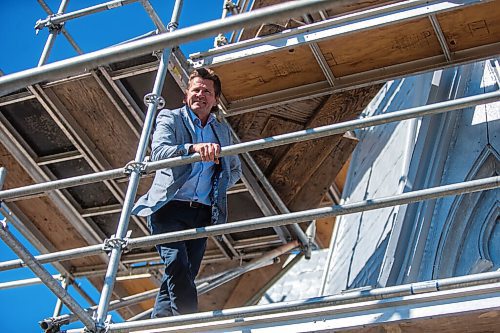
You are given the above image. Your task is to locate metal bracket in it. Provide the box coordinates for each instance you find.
[103,231,132,254]
[124,160,147,176]
[143,93,165,109]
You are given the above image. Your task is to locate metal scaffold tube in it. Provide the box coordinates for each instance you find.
[93,0,184,329]
[0,243,103,272]
[65,270,500,333]
[0,221,95,330]
[1,176,498,273]
[0,0,339,96]
[0,274,61,290]
[1,90,498,202]
[0,168,124,201]
[52,276,69,317]
[198,240,299,294]
[0,167,6,189]
[35,0,140,31]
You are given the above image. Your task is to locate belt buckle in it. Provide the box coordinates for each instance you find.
[189,201,199,208]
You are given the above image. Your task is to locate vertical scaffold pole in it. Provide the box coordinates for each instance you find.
[94,0,184,330]
[53,276,70,317]
[0,167,6,190]
[38,0,70,66]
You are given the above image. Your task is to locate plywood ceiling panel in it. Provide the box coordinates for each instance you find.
[437,1,500,52]
[214,45,325,101]
[318,17,442,77]
[48,77,138,169]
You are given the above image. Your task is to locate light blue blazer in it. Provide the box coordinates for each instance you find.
[131,106,242,225]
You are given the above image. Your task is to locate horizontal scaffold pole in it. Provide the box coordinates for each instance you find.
[0,0,339,96]
[0,176,498,272]
[67,270,500,333]
[35,0,140,31]
[0,274,61,290]
[0,90,498,202]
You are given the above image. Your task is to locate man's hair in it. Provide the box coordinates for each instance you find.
[188,68,222,98]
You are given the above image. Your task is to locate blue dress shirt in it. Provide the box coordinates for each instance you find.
[173,109,217,206]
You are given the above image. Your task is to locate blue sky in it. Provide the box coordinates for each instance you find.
[0,0,226,332]
[0,0,225,74]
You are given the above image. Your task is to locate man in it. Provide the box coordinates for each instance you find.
[132,68,242,317]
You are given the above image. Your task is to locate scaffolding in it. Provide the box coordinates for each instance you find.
[0,0,499,332]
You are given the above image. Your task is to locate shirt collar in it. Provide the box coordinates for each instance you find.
[187,107,215,128]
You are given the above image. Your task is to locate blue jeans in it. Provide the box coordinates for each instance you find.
[148,200,210,317]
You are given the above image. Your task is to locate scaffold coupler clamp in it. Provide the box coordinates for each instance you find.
[214,33,228,48]
[152,49,163,60]
[103,231,131,254]
[167,21,179,32]
[303,242,312,260]
[144,93,165,110]
[124,159,147,176]
[224,0,239,13]
[35,14,64,35]
[303,220,317,260]
[39,317,61,333]
[92,314,111,333]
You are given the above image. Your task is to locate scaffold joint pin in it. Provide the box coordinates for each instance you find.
[143,93,165,110]
[124,160,147,175]
[103,231,131,253]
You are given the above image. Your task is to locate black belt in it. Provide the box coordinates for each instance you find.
[169,200,211,210]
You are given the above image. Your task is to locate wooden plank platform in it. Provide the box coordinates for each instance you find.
[192,0,499,115]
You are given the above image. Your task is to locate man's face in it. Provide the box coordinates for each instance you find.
[185,77,218,116]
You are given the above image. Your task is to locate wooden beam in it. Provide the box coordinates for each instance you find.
[289,137,358,248]
[268,85,382,205]
[289,136,358,210]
